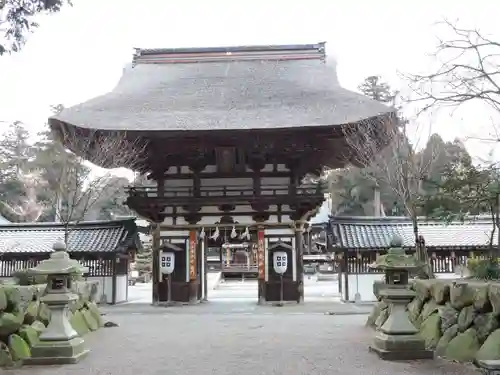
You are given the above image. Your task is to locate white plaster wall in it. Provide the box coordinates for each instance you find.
[202,165,216,173]
[165,179,193,187]
[196,205,254,213]
[436,273,458,280]
[162,217,174,225]
[266,227,294,235]
[165,166,179,174]
[261,177,289,185]
[201,177,252,187]
[342,274,383,302]
[115,275,128,303]
[163,213,284,225]
[262,164,274,172]
[342,272,459,302]
[89,276,114,304]
[277,164,289,172]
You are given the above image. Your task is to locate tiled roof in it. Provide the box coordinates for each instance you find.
[0,218,140,254]
[331,216,495,250]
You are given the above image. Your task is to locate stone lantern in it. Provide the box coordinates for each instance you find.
[368,235,433,360]
[24,242,90,365]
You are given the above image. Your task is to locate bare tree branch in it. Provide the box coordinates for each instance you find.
[406,19,500,126]
[35,128,148,244]
[342,116,440,278]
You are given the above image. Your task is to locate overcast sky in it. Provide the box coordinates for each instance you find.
[0,0,499,159]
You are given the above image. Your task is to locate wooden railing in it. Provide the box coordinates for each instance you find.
[345,249,480,275]
[127,183,324,198]
[303,254,331,262]
[222,263,258,272]
[0,256,115,278]
[207,254,332,263]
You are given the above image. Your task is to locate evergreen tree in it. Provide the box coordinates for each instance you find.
[135,242,153,275]
[0,121,39,221]
[1,0,71,55]
[357,76,394,103]
[0,121,33,178]
[421,157,500,260]
[30,124,90,222]
[85,176,134,220]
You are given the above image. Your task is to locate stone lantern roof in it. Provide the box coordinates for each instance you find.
[369,235,421,271]
[30,242,89,275]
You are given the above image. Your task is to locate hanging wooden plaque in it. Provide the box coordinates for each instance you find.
[189,230,197,280]
[257,228,265,279]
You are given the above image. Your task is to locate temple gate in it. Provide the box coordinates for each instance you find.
[48,42,394,305]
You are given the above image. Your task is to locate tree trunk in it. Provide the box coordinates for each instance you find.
[496,195,500,258]
[64,226,69,247]
[412,217,433,279]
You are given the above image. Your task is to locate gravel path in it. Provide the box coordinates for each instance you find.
[6,312,479,375]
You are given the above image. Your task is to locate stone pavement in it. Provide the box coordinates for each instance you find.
[127,275,342,304]
[6,306,479,375]
[98,299,373,315]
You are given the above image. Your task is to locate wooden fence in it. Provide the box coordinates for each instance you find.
[344,249,486,274]
[0,254,116,278]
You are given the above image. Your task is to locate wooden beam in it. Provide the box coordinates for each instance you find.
[161,171,291,180]
[147,211,297,218]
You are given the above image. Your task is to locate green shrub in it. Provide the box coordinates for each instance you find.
[12,269,84,286]
[467,257,500,280]
[12,270,47,286]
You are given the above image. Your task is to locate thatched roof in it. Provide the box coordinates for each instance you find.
[50,43,393,134]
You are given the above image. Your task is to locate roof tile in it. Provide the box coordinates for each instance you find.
[331,216,495,250]
[0,218,140,254]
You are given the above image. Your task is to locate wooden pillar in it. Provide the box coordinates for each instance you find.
[188,228,198,303]
[152,169,165,305]
[193,170,201,197]
[294,221,305,304]
[152,223,161,305]
[337,252,342,294]
[111,257,117,305]
[157,177,165,196]
[343,249,349,302]
[218,240,223,269]
[203,236,208,301]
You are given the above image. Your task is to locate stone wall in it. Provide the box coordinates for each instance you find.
[367,279,500,362]
[0,280,103,367]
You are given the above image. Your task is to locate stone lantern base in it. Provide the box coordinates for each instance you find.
[24,291,89,365]
[369,288,433,361]
[369,333,433,361]
[24,336,89,365]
